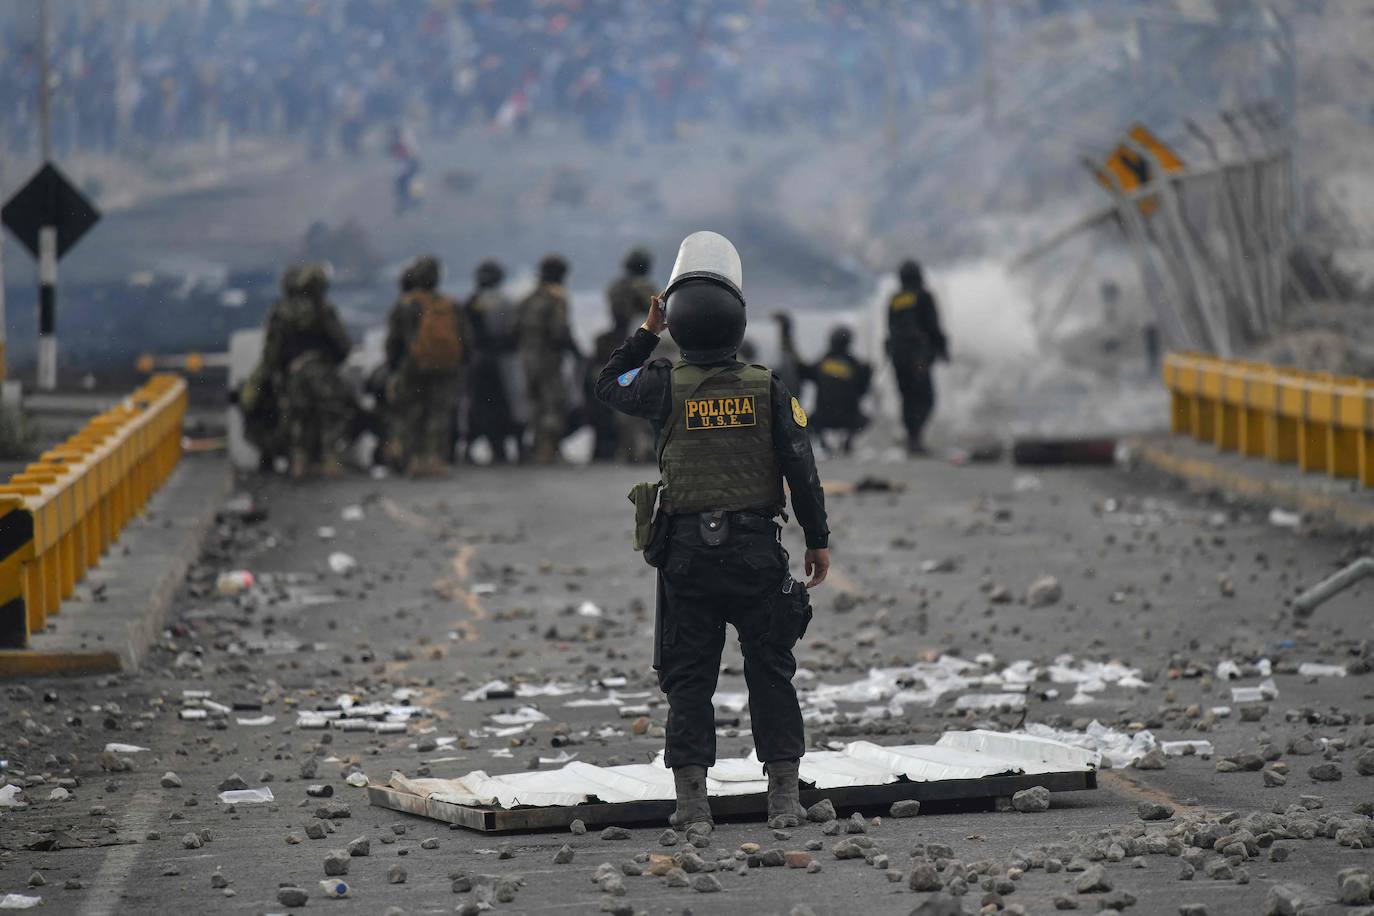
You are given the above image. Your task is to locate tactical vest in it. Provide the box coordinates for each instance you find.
[659,362,782,515]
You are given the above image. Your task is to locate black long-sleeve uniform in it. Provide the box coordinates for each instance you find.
[595,328,829,549]
[596,327,827,770]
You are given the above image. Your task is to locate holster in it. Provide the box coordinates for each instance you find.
[768,575,814,648]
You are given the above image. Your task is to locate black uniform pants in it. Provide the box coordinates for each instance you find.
[658,516,805,769]
[893,358,935,445]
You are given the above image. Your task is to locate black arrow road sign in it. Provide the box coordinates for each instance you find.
[2,161,101,260]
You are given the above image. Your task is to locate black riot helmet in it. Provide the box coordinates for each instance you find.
[898,259,924,290]
[828,325,853,355]
[664,231,746,365]
[624,246,652,276]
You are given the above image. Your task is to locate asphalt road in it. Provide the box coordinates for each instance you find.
[2,454,1373,916]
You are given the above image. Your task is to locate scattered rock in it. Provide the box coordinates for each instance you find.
[1263,884,1308,916]
[217,774,248,792]
[691,874,723,893]
[1075,865,1111,893]
[910,892,967,915]
[1307,763,1342,782]
[807,798,836,823]
[420,837,439,849]
[601,826,631,841]
[277,887,308,908]
[181,833,202,850]
[1356,750,1374,777]
[1012,786,1050,813]
[570,819,587,835]
[323,849,350,876]
[1133,748,1166,770]
[784,851,813,869]
[1138,801,1174,821]
[387,864,407,884]
[909,862,943,891]
[890,799,921,818]
[160,772,182,789]
[1027,575,1062,607]
[346,835,370,857]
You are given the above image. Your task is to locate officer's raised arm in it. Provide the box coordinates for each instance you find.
[593,321,671,421]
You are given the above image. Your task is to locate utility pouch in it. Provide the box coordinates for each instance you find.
[629,482,661,552]
[699,510,729,546]
[768,575,813,649]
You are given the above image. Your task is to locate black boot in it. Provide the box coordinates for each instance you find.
[668,765,713,833]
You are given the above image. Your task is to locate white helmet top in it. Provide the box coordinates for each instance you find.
[664,230,744,304]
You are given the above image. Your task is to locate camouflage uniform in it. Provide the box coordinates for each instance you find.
[386,263,468,474]
[261,264,353,477]
[605,271,659,462]
[517,279,576,464]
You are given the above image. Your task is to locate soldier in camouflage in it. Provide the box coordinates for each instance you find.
[261,263,353,479]
[385,255,468,475]
[517,254,581,464]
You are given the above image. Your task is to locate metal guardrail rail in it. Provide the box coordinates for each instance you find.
[1164,352,1374,488]
[0,375,187,647]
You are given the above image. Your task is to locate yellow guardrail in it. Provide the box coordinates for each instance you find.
[0,375,187,648]
[1163,352,1374,489]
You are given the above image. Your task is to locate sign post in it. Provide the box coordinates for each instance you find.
[1,163,101,391]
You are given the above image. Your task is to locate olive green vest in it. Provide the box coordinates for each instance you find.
[659,362,783,515]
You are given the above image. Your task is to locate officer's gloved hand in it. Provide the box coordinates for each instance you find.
[804,548,830,588]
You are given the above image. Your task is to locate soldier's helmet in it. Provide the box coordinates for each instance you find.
[475,259,505,289]
[898,259,924,289]
[297,262,331,297]
[539,254,569,284]
[410,255,441,291]
[399,263,420,292]
[664,231,746,365]
[623,247,652,277]
[280,264,307,295]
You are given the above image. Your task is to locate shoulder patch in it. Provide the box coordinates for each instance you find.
[791,397,808,428]
[617,367,642,387]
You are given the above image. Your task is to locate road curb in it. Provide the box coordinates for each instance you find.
[0,455,232,678]
[1134,439,1374,533]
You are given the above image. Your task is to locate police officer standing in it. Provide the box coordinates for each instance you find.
[596,231,830,833]
[887,259,949,455]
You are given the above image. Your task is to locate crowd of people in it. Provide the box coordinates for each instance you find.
[2,0,996,160]
[237,250,948,479]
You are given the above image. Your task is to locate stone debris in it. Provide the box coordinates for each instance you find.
[807,798,837,823]
[601,826,631,840]
[1075,865,1111,893]
[890,799,921,818]
[1026,575,1063,607]
[1138,801,1174,821]
[160,772,182,789]
[1012,786,1050,813]
[276,887,308,908]
[346,835,370,856]
[554,844,575,864]
[387,864,407,884]
[323,849,350,876]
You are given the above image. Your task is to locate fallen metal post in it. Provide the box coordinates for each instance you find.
[1292,557,1374,618]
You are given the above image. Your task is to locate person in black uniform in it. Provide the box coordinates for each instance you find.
[887,259,949,455]
[780,320,872,455]
[596,231,830,833]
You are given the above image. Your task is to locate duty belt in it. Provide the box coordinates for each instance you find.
[670,510,779,532]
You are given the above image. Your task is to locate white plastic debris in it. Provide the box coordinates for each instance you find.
[0,785,24,808]
[577,600,603,618]
[341,505,365,522]
[103,743,149,754]
[320,879,350,899]
[48,787,69,801]
[1021,721,1158,769]
[1160,740,1214,757]
[328,552,356,575]
[217,786,274,805]
[235,715,276,727]
[345,772,368,788]
[1230,679,1279,703]
[0,895,42,910]
[1268,508,1301,528]
[953,693,1026,711]
[471,583,497,595]
[1215,660,1243,680]
[489,706,548,726]
[179,709,208,721]
[1297,663,1347,678]
[1211,706,1232,718]
[215,569,254,596]
[317,526,337,540]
